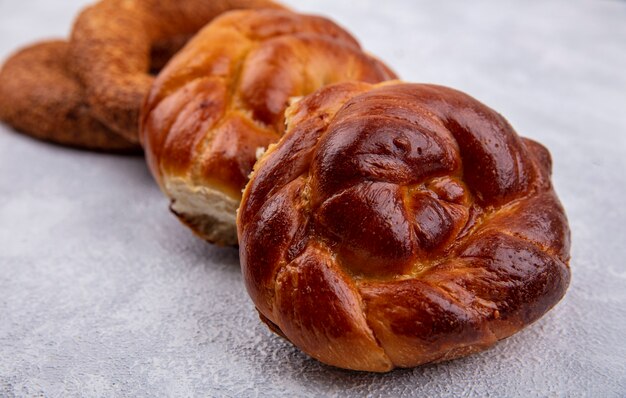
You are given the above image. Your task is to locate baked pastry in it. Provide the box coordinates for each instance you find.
[237,81,571,372]
[0,41,138,152]
[141,9,396,245]
[70,0,286,142]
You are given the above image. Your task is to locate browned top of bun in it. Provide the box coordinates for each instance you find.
[141,9,396,201]
[238,81,571,372]
[70,0,286,141]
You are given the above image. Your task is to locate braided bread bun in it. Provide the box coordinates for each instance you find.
[237,81,571,372]
[141,9,396,245]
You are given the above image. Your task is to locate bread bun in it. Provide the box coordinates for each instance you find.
[141,9,396,245]
[238,81,571,372]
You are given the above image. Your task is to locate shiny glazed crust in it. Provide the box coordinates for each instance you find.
[70,0,286,142]
[0,41,138,152]
[141,9,396,245]
[237,81,571,372]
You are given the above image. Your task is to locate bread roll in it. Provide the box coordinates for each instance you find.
[141,10,396,245]
[238,81,571,372]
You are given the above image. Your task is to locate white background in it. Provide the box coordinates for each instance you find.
[1,0,625,396]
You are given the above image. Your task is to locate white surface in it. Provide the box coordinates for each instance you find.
[1,1,626,397]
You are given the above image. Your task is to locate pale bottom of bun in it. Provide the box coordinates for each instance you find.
[165,177,239,246]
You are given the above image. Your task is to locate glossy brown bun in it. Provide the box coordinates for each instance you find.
[238,81,571,372]
[70,0,286,143]
[141,9,396,245]
[0,41,138,152]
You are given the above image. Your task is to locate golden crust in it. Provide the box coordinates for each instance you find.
[237,81,571,372]
[69,0,286,142]
[141,9,397,246]
[0,41,138,152]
